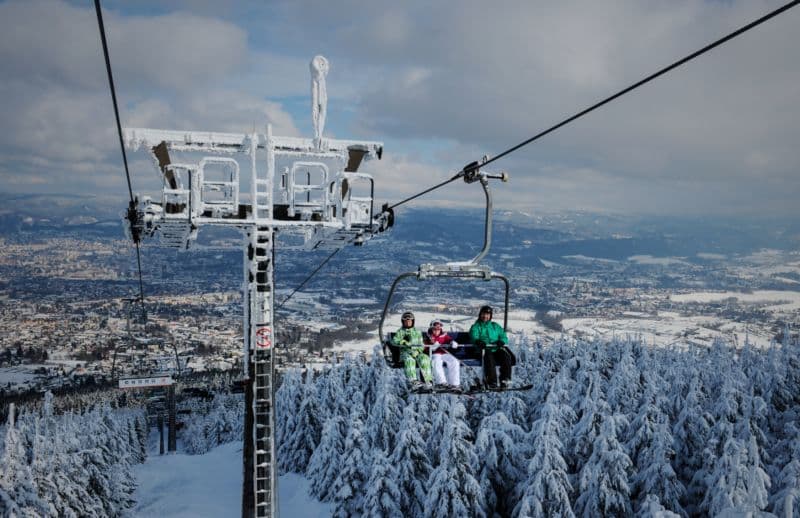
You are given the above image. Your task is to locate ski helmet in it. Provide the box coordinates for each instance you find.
[401,311,415,322]
[429,318,443,330]
[479,305,493,317]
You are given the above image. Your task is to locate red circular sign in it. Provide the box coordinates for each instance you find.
[256,327,272,348]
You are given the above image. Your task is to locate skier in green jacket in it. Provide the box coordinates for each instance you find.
[392,311,432,387]
[469,305,513,388]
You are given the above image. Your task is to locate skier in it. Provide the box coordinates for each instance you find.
[469,305,513,388]
[392,311,432,388]
[425,319,461,391]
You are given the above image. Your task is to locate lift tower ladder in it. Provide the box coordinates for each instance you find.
[123,56,390,518]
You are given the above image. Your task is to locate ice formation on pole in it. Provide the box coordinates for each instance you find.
[310,55,329,144]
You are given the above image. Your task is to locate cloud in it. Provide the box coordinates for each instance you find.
[0,0,296,196]
[265,0,799,215]
[0,0,797,217]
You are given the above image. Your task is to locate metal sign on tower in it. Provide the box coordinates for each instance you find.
[123,56,391,518]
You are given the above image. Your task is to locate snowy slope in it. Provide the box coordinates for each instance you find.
[130,441,331,517]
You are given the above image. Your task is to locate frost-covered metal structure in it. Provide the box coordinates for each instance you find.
[123,56,388,518]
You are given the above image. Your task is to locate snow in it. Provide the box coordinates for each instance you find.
[563,254,620,264]
[0,366,42,391]
[697,253,727,260]
[131,441,332,517]
[670,289,800,312]
[628,255,690,266]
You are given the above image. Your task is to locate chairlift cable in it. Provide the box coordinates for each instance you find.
[94,0,147,309]
[387,173,462,211]
[275,242,352,310]
[386,0,800,209]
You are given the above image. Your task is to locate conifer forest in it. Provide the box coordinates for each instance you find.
[278,335,800,517]
[1,335,799,516]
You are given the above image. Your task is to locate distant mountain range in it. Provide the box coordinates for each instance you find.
[2,194,798,261]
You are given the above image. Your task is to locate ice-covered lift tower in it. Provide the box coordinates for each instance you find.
[123,55,390,518]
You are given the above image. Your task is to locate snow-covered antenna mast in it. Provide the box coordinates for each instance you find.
[123,56,392,518]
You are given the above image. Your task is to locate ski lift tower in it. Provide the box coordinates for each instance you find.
[123,56,390,518]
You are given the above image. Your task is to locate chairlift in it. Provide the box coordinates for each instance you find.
[111,296,182,380]
[379,163,511,372]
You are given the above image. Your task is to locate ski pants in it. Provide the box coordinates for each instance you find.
[401,346,432,383]
[432,353,460,387]
[483,348,512,386]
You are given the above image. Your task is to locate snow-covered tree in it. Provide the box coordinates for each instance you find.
[770,421,800,517]
[570,370,609,473]
[332,404,370,517]
[278,377,322,473]
[367,370,404,453]
[514,372,575,518]
[390,406,432,517]
[362,448,403,517]
[0,405,47,516]
[627,370,685,515]
[575,413,632,517]
[424,400,485,518]
[475,411,527,515]
[306,415,347,502]
[607,340,641,416]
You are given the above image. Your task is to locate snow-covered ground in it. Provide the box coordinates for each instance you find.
[326,288,800,358]
[130,441,331,517]
[670,289,800,313]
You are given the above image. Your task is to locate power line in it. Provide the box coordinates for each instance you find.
[94,0,146,308]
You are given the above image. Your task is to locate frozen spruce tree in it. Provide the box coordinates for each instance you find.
[514,372,576,518]
[606,340,641,416]
[362,448,403,517]
[570,370,609,474]
[279,375,322,473]
[0,405,47,516]
[367,370,404,453]
[475,411,528,515]
[390,406,432,517]
[629,411,685,515]
[424,400,485,518]
[306,415,347,502]
[316,365,349,419]
[574,413,633,517]
[627,370,685,515]
[769,421,800,517]
[703,437,750,516]
[637,495,681,518]
[672,374,711,514]
[275,368,304,472]
[332,403,370,517]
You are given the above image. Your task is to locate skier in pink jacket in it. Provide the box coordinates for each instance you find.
[425,319,461,391]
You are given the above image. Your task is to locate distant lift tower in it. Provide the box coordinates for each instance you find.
[123,56,390,518]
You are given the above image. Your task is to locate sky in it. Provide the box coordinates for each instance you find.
[0,0,798,217]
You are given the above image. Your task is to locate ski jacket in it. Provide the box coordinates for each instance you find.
[392,327,423,347]
[427,332,454,354]
[469,320,508,352]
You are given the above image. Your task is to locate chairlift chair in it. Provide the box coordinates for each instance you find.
[378,164,512,373]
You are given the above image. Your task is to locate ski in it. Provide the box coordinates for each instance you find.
[464,383,533,395]
[410,384,533,395]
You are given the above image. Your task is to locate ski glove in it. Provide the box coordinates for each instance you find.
[493,340,505,346]
[450,340,459,349]
[475,340,487,349]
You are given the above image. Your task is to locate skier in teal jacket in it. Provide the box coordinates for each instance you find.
[469,305,512,388]
[392,311,432,387]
